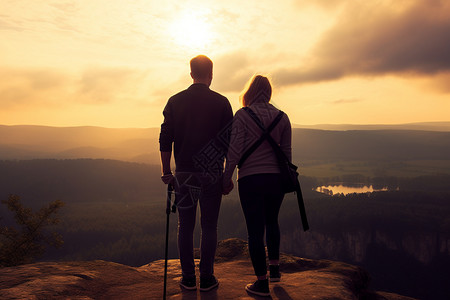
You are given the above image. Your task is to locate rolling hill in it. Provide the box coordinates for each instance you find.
[2,124,450,163]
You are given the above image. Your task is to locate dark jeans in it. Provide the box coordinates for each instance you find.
[174,172,222,279]
[238,173,284,277]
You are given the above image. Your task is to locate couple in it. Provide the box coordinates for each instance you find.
[159,55,292,297]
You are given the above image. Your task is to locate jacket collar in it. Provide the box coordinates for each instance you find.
[189,83,210,89]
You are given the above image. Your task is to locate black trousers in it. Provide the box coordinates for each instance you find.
[238,173,284,276]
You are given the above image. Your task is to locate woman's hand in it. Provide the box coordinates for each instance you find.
[222,179,234,195]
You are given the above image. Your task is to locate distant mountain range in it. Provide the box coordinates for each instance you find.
[1,123,450,163]
[0,125,161,164]
[292,121,450,131]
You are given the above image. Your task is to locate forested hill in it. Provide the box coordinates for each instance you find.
[0,159,163,207]
[2,125,450,163]
[292,129,450,161]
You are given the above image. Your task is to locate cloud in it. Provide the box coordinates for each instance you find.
[423,72,450,94]
[76,67,169,105]
[212,51,256,93]
[77,68,138,103]
[0,67,155,108]
[0,69,68,108]
[331,98,362,105]
[49,2,79,13]
[274,1,450,86]
[0,20,21,32]
[293,0,346,11]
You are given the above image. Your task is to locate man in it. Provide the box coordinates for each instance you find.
[159,55,233,292]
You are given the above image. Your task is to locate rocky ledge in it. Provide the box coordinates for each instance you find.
[0,238,417,299]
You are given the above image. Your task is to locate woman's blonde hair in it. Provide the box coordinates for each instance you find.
[240,75,272,107]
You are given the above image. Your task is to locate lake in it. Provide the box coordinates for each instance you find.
[315,184,389,195]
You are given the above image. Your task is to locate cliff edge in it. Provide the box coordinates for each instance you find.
[0,238,417,299]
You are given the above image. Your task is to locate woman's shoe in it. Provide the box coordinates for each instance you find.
[245,279,270,297]
[199,275,219,292]
[269,264,281,282]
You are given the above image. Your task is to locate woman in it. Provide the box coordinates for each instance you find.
[222,75,292,297]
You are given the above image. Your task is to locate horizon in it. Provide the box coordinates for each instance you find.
[1,1,450,128]
[2,120,450,130]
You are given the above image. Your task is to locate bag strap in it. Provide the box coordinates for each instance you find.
[240,107,309,231]
[237,108,284,168]
[239,107,296,171]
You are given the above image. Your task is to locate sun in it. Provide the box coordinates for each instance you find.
[169,10,213,50]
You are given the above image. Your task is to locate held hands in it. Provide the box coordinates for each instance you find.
[222,179,234,195]
[161,172,174,184]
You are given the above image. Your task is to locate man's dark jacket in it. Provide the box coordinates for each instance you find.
[159,83,233,173]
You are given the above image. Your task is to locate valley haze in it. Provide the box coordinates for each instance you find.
[2,122,450,165]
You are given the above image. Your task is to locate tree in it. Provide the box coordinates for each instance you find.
[0,195,64,267]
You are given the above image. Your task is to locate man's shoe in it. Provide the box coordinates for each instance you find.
[269,264,281,282]
[245,279,270,297]
[179,276,196,290]
[199,275,219,292]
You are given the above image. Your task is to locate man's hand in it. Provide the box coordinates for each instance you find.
[222,179,234,195]
[161,173,174,184]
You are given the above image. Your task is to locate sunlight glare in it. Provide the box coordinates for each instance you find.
[169,10,213,50]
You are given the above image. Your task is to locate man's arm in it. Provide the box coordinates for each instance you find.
[159,99,174,184]
[160,151,173,184]
[160,151,172,174]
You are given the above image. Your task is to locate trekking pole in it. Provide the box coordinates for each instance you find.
[163,183,174,300]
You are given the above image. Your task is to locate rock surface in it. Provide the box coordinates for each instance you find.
[0,238,417,299]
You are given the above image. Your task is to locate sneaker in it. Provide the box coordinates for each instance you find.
[199,275,219,292]
[245,279,270,297]
[269,264,281,282]
[179,276,196,290]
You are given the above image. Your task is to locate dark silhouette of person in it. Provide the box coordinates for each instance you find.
[159,55,233,292]
[222,75,292,297]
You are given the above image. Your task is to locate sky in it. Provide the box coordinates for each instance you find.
[1,0,450,128]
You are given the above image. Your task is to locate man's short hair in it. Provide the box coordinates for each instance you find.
[190,55,213,79]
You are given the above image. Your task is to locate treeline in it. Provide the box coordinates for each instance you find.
[0,159,164,207]
[42,201,180,266]
[292,129,450,161]
[281,190,450,238]
[278,190,450,300]
[37,196,249,267]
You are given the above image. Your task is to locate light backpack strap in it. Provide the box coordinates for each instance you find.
[237,108,284,168]
[244,107,294,167]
